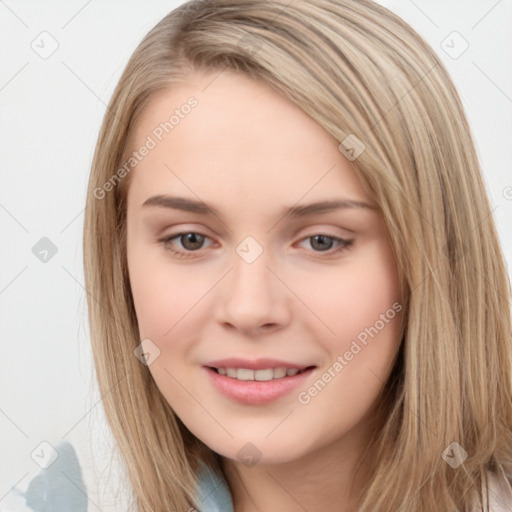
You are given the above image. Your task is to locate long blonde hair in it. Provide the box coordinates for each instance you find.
[83,1,512,510]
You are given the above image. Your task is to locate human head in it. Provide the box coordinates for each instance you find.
[83,1,512,511]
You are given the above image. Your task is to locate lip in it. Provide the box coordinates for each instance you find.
[203,357,311,371]
[203,363,316,405]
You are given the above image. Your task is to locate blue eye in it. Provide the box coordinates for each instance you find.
[298,234,353,254]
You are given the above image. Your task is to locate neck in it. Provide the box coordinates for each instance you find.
[221,421,374,512]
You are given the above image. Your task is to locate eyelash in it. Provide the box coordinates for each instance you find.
[158,232,354,259]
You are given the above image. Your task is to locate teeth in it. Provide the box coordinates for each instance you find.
[273,367,287,378]
[255,369,274,381]
[237,368,254,381]
[215,366,307,381]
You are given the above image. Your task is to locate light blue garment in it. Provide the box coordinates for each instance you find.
[196,462,235,512]
[15,441,88,512]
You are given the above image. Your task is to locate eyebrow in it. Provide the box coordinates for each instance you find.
[142,195,377,219]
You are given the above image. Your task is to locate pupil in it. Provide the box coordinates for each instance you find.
[182,233,204,250]
[311,235,333,251]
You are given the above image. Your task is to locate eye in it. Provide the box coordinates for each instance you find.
[297,234,353,254]
[158,232,354,259]
[159,232,214,258]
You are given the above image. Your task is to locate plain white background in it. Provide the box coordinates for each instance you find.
[0,1,511,510]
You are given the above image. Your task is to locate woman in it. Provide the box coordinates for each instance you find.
[83,1,512,510]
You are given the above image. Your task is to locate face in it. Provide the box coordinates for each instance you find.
[125,70,403,467]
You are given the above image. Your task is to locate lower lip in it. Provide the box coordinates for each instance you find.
[204,367,315,405]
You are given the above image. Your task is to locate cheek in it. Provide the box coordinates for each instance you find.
[130,272,186,340]
[291,251,402,435]
[127,236,174,337]
[127,242,215,348]
[292,242,402,347]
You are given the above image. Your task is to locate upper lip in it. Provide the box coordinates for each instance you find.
[204,358,315,371]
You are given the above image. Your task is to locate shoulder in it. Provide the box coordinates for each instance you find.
[195,462,235,512]
[485,468,512,511]
[194,463,512,511]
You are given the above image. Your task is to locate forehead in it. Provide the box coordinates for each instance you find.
[125,70,370,210]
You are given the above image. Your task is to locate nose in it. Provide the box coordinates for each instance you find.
[214,249,291,336]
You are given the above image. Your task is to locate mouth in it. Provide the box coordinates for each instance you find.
[208,366,316,382]
[204,364,317,404]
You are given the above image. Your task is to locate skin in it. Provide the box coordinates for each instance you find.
[125,69,403,512]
